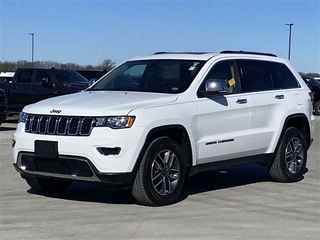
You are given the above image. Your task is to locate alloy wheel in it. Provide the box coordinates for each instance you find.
[285,137,304,174]
[151,149,180,195]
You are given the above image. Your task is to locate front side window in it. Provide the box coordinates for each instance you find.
[89,60,205,93]
[199,60,240,94]
[35,70,51,84]
[51,70,88,83]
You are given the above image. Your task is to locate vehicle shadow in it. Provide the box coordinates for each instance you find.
[180,163,272,199]
[0,126,16,131]
[27,163,275,206]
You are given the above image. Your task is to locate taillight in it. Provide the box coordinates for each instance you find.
[309,92,314,103]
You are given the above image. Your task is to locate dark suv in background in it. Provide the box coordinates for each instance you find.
[76,69,107,81]
[0,88,8,125]
[0,68,89,115]
[303,77,320,115]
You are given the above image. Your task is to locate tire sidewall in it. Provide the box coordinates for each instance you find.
[278,128,307,182]
[315,101,320,115]
[142,137,185,206]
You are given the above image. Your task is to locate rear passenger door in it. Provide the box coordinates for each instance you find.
[10,69,34,111]
[239,60,292,154]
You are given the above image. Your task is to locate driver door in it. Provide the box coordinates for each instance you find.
[196,59,251,164]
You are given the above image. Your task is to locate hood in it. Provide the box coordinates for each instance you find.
[23,91,178,116]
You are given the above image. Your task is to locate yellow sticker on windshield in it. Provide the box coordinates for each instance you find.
[228,78,236,86]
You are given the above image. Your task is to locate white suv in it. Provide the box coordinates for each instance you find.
[13,51,315,206]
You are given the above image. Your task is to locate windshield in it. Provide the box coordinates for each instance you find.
[307,78,320,86]
[89,60,205,93]
[51,70,88,83]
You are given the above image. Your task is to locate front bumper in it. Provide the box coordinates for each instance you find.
[12,121,148,187]
[13,152,134,188]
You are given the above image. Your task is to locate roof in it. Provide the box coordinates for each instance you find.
[127,50,278,62]
[129,52,219,61]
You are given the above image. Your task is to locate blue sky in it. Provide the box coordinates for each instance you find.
[1,0,319,73]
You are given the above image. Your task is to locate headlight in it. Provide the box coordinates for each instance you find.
[18,112,28,123]
[95,116,135,129]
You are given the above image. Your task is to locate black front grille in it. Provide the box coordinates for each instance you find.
[35,158,71,175]
[21,155,93,177]
[25,114,95,136]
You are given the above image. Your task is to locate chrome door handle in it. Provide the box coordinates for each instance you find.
[236,99,247,104]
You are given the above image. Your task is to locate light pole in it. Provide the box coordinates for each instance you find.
[285,23,293,60]
[29,33,34,67]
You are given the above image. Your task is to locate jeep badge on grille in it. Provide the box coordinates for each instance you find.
[50,109,61,114]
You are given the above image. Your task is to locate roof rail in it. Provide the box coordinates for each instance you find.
[220,50,277,57]
[153,51,212,55]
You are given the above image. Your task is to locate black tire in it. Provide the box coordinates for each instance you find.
[25,177,72,193]
[131,137,186,206]
[269,127,307,183]
[315,101,320,116]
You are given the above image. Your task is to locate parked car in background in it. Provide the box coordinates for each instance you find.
[303,77,320,115]
[76,69,107,81]
[0,71,15,83]
[0,88,8,125]
[0,68,89,115]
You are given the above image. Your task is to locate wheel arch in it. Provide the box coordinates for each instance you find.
[132,124,193,180]
[266,113,311,168]
[279,113,312,149]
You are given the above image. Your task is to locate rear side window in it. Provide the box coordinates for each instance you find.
[240,60,273,92]
[16,70,33,83]
[266,62,300,89]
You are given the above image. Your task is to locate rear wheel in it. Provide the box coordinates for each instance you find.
[315,101,320,116]
[269,127,307,182]
[25,176,72,193]
[131,137,185,206]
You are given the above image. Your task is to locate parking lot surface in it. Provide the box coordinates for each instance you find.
[1,117,319,240]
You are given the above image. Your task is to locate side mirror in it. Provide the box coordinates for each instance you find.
[88,78,98,86]
[42,78,54,88]
[199,79,228,96]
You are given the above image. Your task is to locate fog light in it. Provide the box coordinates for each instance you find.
[97,147,121,156]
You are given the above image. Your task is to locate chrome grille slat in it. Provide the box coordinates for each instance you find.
[24,114,94,136]
[48,116,58,134]
[57,117,69,135]
[38,116,48,134]
[68,117,81,135]
[30,115,40,133]
[80,118,95,135]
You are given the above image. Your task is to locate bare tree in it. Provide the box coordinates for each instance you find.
[0,59,116,72]
[100,59,116,71]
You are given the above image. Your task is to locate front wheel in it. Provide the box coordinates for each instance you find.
[131,137,186,206]
[25,176,72,193]
[269,127,307,182]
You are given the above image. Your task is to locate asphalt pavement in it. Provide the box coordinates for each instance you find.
[1,116,319,240]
